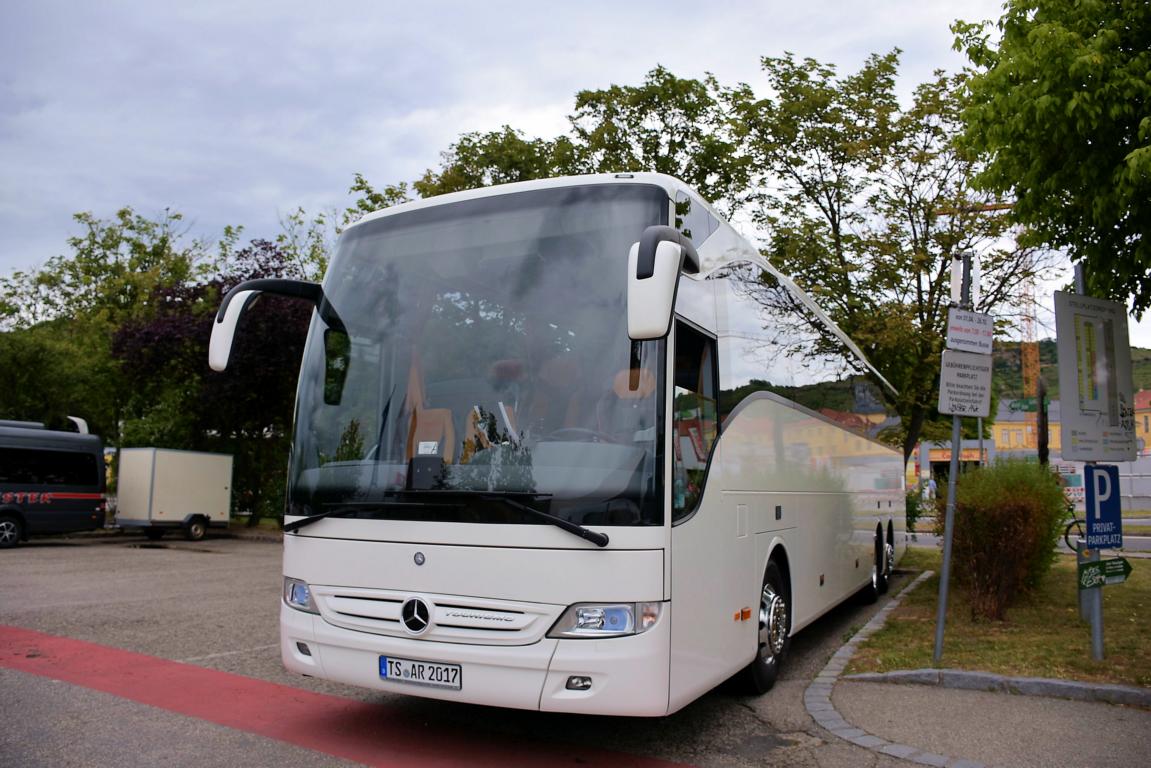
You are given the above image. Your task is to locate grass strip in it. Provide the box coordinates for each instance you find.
[848,547,1151,688]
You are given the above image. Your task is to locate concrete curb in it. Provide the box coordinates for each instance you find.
[804,570,990,768]
[842,669,1151,708]
[804,569,1151,767]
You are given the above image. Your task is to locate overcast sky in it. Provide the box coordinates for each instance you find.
[2,0,1146,344]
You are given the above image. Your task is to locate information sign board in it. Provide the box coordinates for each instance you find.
[937,350,992,417]
[1055,291,1136,461]
[1084,464,1123,549]
[1078,557,1132,590]
[946,308,994,354]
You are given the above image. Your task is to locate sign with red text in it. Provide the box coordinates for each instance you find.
[946,308,994,354]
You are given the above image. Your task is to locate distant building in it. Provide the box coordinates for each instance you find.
[912,392,1151,509]
[992,398,1063,458]
[1135,389,1151,456]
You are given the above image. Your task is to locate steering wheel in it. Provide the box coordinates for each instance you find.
[540,427,618,444]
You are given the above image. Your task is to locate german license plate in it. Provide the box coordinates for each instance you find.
[379,655,462,690]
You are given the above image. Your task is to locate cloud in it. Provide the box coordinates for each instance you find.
[0,0,1009,277]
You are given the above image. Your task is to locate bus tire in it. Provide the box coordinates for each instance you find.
[860,530,886,604]
[0,515,23,549]
[876,530,890,596]
[742,561,790,694]
[184,517,207,542]
[881,527,895,594]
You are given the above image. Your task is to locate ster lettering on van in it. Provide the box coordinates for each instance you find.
[1,492,55,505]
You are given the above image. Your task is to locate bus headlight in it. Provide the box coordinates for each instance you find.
[283,577,319,614]
[547,602,662,638]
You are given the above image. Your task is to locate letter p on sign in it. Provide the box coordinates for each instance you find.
[1085,465,1122,549]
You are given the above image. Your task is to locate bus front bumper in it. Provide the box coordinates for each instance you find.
[281,603,671,716]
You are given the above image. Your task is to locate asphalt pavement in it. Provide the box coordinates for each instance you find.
[2,530,1149,768]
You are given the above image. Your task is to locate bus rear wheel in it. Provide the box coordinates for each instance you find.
[860,530,887,604]
[0,515,23,549]
[742,561,790,694]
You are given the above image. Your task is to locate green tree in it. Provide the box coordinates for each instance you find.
[112,239,313,523]
[412,126,579,199]
[342,173,412,228]
[350,67,747,215]
[275,207,336,279]
[0,207,204,330]
[729,52,1051,460]
[955,0,1151,314]
[0,321,118,436]
[0,207,211,440]
[569,65,750,214]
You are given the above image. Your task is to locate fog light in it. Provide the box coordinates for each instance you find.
[296,642,312,657]
[566,675,593,691]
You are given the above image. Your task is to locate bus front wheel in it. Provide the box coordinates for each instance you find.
[743,561,790,694]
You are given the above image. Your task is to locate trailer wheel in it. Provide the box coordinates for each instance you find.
[144,527,165,541]
[742,560,790,694]
[184,517,207,542]
[0,515,23,549]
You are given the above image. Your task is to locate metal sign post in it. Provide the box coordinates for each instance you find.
[1058,264,1137,662]
[1080,464,1123,660]
[934,253,991,664]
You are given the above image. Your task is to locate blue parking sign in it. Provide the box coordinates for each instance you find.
[1085,465,1122,549]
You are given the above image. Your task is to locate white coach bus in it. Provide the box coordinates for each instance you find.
[210,173,904,716]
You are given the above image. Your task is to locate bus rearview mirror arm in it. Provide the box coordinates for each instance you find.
[627,225,700,341]
[209,278,345,372]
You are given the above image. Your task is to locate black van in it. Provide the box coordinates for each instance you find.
[0,425,107,548]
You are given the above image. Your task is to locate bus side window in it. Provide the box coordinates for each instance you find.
[672,321,718,521]
[674,192,717,246]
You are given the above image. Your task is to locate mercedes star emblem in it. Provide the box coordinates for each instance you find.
[400,597,431,634]
[413,552,426,566]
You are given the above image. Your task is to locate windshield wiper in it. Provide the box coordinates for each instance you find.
[477,493,609,548]
[284,491,609,547]
[283,498,466,532]
[283,505,376,532]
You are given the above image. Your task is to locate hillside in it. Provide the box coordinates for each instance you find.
[993,339,1151,401]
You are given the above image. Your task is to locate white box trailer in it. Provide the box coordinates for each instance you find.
[116,448,233,541]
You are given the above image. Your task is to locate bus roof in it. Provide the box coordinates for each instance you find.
[348,173,694,231]
[0,426,103,452]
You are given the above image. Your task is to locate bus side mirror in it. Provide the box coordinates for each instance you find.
[627,225,700,340]
[209,289,261,371]
[209,278,339,372]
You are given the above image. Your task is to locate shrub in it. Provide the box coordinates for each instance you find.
[905,487,923,533]
[933,460,1068,621]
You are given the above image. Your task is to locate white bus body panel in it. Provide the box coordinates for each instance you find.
[281,533,671,715]
[283,533,663,604]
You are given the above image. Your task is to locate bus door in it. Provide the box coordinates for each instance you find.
[668,319,754,707]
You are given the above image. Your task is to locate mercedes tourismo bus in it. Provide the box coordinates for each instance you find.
[210,173,905,716]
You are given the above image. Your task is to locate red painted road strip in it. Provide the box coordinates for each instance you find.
[0,625,687,768]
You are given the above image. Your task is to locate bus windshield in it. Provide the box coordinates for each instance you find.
[289,184,667,528]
